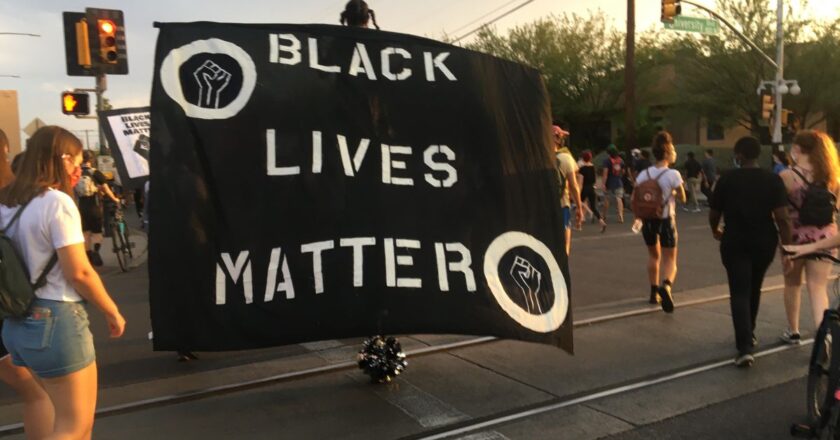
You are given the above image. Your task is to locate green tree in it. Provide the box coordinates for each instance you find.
[467,12,627,150]
[671,0,816,135]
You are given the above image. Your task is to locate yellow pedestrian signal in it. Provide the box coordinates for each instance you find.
[97,19,118,64]
[662,0,681,23]
[61,92,90,116]
[761,93,774,120]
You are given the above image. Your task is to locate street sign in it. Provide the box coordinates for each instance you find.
[22,118,46,137]
[664,16,719,35]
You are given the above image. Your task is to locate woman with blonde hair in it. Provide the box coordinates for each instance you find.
[0,126,125,438]
[779,130,840,344]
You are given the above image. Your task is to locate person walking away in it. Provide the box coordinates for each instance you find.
[631,149,652,181]
[0,126,126,439]
[772,150,791,175]
[601,145,626,223]
[779,130,840,344]
[553,126,584,255]
[709,136,793,368]
[633,132,685,311]
[700,149,717,203]
[0,129,54,438]
[75,151,120,267]
[683,151,703,212]
[577,150,607,233]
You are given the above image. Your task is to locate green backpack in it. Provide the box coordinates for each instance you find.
[0,199,58,319]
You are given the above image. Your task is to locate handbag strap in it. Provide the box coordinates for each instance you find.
[0,198,35,234]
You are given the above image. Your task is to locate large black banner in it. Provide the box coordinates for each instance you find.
[149,22,572,353]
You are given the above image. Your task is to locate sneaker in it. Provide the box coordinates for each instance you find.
[649,291,660,305]
[659,284,674,313]
[91,250,103,267]
[780,329,801,345]
[734,353,755,368]
[691,208,702,213]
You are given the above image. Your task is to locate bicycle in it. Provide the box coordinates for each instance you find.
[109,201,134,272]
[790,252,840,439]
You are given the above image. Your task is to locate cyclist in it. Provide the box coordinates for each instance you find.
[75,151,120,267]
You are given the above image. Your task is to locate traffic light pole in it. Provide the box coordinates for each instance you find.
[681,0,795,147]
[96,72,108,154]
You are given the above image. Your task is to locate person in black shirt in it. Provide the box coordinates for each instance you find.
[577,150,606,232]
[75,151,120,266]
[709,136,792,368]
[683,151,704,212]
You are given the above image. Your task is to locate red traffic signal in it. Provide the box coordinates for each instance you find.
[61,92,90,116]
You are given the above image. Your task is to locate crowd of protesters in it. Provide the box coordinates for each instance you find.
[551,123,840,368]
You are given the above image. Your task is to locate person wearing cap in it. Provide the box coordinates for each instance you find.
[601,145,627,223]
[553,126,583,255]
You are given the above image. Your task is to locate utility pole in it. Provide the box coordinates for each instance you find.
[625,0,637,151]
[772,0,784,146]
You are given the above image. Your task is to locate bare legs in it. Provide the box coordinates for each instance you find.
[783,259,832,333]
[38,362,98,440]
[0,357,54,439]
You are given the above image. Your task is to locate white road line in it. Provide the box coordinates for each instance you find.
[299,340,344,351]
[453,431,511,440]
[418,341,814,440]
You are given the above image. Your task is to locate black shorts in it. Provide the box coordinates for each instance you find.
[79,201,103,233]
[642,217,677,248]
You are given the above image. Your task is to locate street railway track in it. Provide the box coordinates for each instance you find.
[0,281,806,436]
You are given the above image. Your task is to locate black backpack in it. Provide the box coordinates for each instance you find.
[792,168,837,227]
[0,199,58,319]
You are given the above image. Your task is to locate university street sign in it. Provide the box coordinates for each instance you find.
[664,16,719,36]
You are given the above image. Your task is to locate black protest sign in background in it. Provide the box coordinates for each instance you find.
[99,106,150,189]
[149,22,572,353]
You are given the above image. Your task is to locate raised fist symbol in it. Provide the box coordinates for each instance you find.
[510,256,543,314]
[193,60,232,108]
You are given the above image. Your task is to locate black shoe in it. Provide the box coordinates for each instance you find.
[734,353,754,368]
[648,291,659,305]
[659,283,674,313]
[91,250,103,267]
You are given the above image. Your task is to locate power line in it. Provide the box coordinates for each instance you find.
[446,0,521,37]
[452,0,539,44]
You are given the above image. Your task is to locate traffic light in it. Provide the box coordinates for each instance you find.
[61,92,90,116]
[96,19,117,64]
[85,8,128,74]
[782,109,794,127]
[761,92,774,120]
[662,0,682,23]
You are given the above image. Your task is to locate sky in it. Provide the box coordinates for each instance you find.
[1,0,838,148]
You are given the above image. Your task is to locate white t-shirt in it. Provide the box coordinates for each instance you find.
[0,189,85,302]
[635,166,684,219]
[556,152,578,207]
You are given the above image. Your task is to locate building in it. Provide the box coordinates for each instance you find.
[0,90,22,156]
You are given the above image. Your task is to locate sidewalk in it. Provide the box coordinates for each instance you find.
[0,279,816,439]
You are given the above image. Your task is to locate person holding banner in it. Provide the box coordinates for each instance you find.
[0,126,126,439]
[340,0,379,28]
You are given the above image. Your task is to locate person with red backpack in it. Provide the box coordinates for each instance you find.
[601,145,626,223]
[632,132,686,312]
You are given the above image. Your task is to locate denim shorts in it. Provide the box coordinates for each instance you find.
[1,299,95,378]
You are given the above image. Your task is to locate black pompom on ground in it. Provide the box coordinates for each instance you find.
[357,335,408,383]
